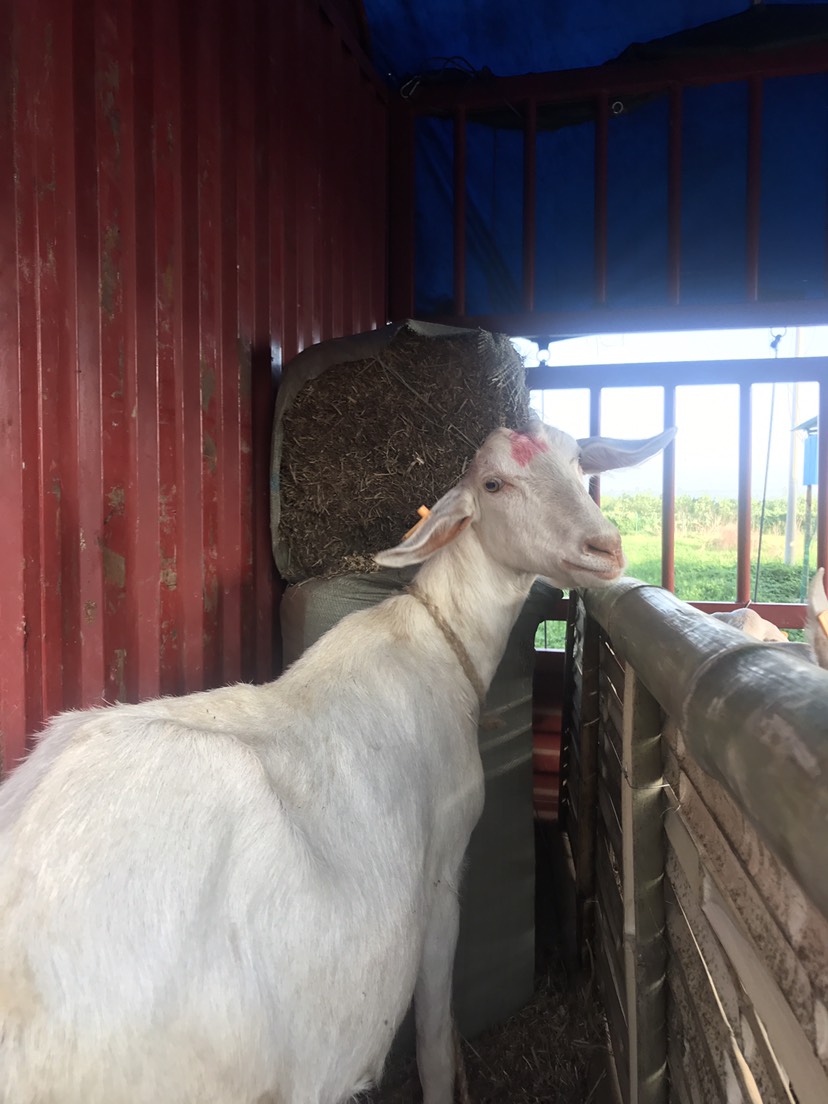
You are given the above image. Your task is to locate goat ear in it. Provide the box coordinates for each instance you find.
[577,427,676,475]
[374,486,475,568]
[809,568,828,614]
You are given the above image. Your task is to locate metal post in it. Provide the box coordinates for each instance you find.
[622,667,668,1104]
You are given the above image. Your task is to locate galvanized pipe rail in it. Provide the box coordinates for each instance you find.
[578,577,828,1104]
[583,576,828,923]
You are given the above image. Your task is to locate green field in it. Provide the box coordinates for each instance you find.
[535,493,818,649]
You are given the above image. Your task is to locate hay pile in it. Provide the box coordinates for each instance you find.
[369,957,607,1104]
[367,823,609,1104]
[276,324,529,580]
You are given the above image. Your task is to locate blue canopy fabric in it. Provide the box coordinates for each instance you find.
[361,2,828,322]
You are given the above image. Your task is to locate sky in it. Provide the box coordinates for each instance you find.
[516,326,827,500]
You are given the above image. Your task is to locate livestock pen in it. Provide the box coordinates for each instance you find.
[3,1,828,1102]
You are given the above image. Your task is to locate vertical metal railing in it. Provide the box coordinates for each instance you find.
[594,93,609,306]
[661,387,676,591]
[452,105,466,316]
[667,86,683,306]
[522,98,537,313]
[746,75,763,303]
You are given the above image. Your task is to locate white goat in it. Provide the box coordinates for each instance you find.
[709,607,789,642]
[0,421,673,1104]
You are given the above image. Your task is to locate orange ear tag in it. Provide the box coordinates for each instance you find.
[818,610,828,639]
[403,505,431,541]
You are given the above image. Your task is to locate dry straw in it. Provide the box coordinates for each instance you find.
[276,324,529,580]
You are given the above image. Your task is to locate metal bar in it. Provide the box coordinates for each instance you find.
[196,0,222,690]
[153,0,183,695]
[594,93,609,306]
[308,4,325,347]
[407,43,828,115]
[746,76,763,303]
[522,98,537,313]
[257,0,285,681]
[575,604,601,955]
[370,82,389,330]
[325,19,344,338]
[52,0,83,714]
[453,105,467,316]
[96,3,132,705]
[0,0,26,767]
[351,51,370,334]
[217,0,243,686]
[667,87,682,305]
[432,299,828,339]
[737,384,752,604]
[662,387,676,591]
[235,0,256,685]
[622,667,668,1104]
[527,356,825,391]
[34,0,66,720]
[348,44,364,335]
[176,0,206,692]
[14,2,45,735]
[585,577,828,922]
[819,377,828,573]
[71,0,106,707]
[126,0,162,701]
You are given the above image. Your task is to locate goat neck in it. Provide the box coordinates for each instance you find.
[408,526,535,695]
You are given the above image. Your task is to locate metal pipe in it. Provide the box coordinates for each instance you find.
[594,94,609,306]
[662,387,676,591]
[453,105,466,316]
[746,76,763,303]
[522,98,537,313]
[737,383,752,603]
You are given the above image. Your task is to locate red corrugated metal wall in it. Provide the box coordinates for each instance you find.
[0,0,388,772]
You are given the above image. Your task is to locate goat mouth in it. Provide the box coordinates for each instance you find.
[562,559,623,583]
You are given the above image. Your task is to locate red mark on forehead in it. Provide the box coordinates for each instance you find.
[509,432,549,467]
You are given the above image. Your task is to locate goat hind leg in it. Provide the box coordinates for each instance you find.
[414,882,461,1104]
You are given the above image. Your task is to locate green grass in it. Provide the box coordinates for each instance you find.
[534,509,818,650]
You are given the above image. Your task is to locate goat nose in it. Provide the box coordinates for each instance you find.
[584,531,622,563]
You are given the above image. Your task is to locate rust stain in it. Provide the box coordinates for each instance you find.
[102,545,126,590]
[110,647,127,702]
[237,338,253,400]
[158,489,176,535]
[201,359,216,412]
[160,560,177,591]
[203,576,218,615]
[106,486,125,519]
[161,262,174,309]
[100,60,121,146]
[100,223,121,321]
[203,433,217,473]
[84,600,97,623]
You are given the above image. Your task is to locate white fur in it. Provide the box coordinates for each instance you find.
[0,422,672,1104]
[709,607,789,642]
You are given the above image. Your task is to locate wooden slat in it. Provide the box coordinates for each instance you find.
[597,901,631,1104]
[621,668,667,1104]
[665,797,828,1104]
[665,880,776,1104]
[677,743,828,1012]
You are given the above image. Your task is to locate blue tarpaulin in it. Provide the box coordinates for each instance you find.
[361,2,828,319]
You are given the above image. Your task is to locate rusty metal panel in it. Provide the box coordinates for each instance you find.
[1,0,389,770]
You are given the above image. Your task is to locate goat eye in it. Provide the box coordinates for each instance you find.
[484,478,502,493]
